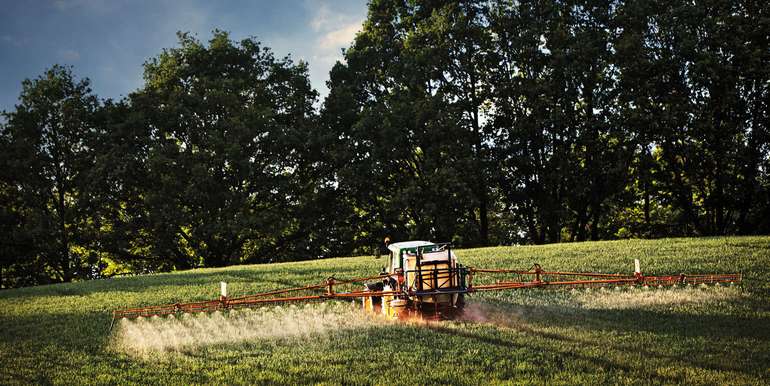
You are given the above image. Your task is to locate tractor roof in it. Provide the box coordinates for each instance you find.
[387,240,434,253]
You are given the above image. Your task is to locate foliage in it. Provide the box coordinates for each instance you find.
[323,0,769,249]
[1,0,769,287]
[103,31,320,269]
[0,65,103,285]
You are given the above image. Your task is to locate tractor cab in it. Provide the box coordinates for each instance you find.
[387,241,461,292]
[364,240,467,319]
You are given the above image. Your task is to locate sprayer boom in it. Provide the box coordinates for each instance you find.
[111,245,741,328]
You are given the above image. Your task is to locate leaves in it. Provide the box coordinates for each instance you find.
[2,0,769,287]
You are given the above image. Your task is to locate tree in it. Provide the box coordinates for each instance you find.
[322,0,494,250]
[0,65,102,283]
[408,1,495,245]
[105,31,320,267]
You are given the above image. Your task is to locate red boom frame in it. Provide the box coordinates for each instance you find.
[111,263,741,327]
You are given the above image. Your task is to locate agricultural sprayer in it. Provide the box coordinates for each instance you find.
[111,241,742,327]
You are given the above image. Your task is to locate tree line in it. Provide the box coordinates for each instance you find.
[1,0,768,288]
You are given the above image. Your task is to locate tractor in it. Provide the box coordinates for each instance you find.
[363,241,466,320]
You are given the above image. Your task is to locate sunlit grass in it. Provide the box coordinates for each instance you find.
[573,284,744,310]
[1,236,769,385]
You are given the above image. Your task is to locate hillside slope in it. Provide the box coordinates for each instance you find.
[1,237,769,385]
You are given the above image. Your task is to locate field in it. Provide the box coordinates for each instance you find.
[1,237,769,385]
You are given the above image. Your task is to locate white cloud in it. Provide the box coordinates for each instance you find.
[306,0,363,52]
[53,0,76,10]
[318,22,360,49]
[2,34,30,47]
[59,49,81,62]
[309,2,332,31]
[309,1,357,32]
[304,0,364,98]
[52,0,116,13]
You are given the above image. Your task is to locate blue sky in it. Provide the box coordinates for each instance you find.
[0,0,368,112]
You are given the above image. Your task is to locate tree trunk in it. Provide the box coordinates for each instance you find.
[643,179,651,229]
[712,105,727,235]
[576,205,588,241]
[479,194,489,245]
[537,211,547,244]
[664,145,703,235]
[56,176,71,282]
[642,146,651,232]
[590,204,600,241]
[715,156,725,234]
[737,99,761,234]
[469,63,488,246]
[548,187,560,243]
[525,203,539,244]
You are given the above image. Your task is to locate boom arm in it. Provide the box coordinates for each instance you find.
[111,262,741,324]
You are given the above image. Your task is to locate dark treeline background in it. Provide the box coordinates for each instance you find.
[1,0,768,288]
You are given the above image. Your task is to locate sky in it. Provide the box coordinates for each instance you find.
[0,0,368,112]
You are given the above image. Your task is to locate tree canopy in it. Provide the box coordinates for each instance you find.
[2,1,768,288]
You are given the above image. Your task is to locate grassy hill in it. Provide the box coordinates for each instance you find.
[1,237,769,385]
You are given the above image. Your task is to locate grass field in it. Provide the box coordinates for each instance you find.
[1,237,769,385]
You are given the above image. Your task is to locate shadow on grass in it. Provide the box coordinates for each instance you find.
[507,301,770,340]
[422,323,689,384]
[453,299,770,378]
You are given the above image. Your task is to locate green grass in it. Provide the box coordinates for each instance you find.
[1,236,769,385]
